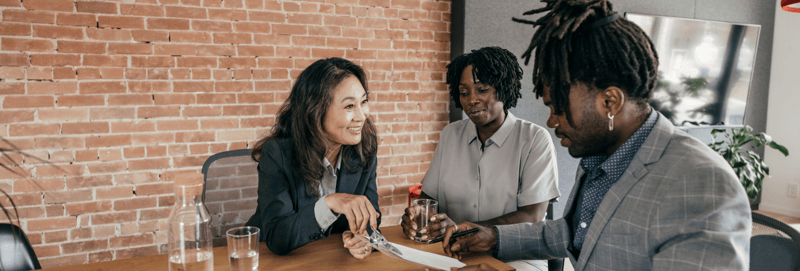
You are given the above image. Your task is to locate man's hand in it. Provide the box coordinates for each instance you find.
[442,221,498,260]
[451,263,499,271]
[325,193,380,235]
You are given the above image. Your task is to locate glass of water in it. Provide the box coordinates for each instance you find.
[411,199,438,242]
[227,226,260,271]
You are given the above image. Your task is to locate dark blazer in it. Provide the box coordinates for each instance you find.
[245,138,381,255]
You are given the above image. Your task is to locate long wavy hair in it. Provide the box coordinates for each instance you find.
[251,58,378,196]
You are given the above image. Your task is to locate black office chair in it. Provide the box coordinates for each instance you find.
[546,201,564,271]
[750,212,800,271]
[201,149,259,247]
[0,223,41,270]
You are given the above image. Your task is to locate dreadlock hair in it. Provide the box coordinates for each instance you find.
[446,46,524,111]
[251,57,378,197]
[513,0,659,125]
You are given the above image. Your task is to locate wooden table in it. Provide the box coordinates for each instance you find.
[43,225,514,271]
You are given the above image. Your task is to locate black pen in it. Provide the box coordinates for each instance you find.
[426,228,479,244]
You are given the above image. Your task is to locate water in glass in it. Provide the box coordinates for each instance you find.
[229,249,258,271]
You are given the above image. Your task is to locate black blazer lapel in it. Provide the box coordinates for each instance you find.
[336,159,363,195]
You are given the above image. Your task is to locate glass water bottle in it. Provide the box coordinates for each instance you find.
[167,182,214,271]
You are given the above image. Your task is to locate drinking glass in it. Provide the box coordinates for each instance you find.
[227,226,260,271]
[411,199,438,242]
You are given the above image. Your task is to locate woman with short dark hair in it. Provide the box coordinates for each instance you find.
[401,46,560,271]
[246,57,380,258]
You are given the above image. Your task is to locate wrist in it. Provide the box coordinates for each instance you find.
[491,226,500,257]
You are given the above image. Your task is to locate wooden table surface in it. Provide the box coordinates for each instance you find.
[42,225,514,271]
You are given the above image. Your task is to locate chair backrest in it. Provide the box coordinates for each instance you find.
[546,201,565,271]
[750,212,800,271]
[201,149,259,247]
[0,223,41,271]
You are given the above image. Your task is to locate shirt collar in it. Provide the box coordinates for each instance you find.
[580,109,659,175]
[466,112,517,148]
[322,149,343,176]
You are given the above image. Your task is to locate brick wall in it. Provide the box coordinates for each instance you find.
[0,0,450,267]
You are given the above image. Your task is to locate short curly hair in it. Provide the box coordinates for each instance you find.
[446,46,524,111]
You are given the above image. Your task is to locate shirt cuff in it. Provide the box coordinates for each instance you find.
[314,195,340,230]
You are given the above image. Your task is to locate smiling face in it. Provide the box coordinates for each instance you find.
[323,75,370,148]
[543,83,611,158]
[458,65,506,131]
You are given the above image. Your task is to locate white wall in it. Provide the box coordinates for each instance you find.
[761,0,800,217]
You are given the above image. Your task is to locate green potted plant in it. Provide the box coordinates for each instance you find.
[708,126,790,202]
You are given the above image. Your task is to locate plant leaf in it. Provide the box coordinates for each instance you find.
[767,141,790,156]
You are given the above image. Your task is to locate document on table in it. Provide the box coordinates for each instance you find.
[380,242,466,270]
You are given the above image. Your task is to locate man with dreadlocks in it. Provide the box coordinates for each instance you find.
[400,46,560,271]
[440,1,751,270]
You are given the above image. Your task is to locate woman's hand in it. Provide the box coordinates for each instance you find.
[442,222,497,260]
[342,230,372,260]
[400,206,419,240]
[325,193,380,235]
[420,213,455,240]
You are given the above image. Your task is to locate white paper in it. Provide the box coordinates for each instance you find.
[384,242,466,271]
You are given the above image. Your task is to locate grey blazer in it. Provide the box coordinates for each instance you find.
[495,112,751,270]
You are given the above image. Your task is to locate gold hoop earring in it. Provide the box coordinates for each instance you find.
[608,112,614,131]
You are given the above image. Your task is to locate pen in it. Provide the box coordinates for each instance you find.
[426,228,480,244]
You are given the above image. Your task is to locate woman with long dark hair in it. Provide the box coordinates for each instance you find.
[245,57,380,258]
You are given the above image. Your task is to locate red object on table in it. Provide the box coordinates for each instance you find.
[783,0,800,13]
[408,184,422,207]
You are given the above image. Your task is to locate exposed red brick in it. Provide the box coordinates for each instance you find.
[154,44,196,55]
[119,4,163,16]
[86,28,132,41]
[0,53,29,66]
[4,96,54,108]
[0,110,35,124]
[165,6,207,19]
[173,81,213,92]
[57,41,106,54]
[3,10,56,24]
[56,13,95,26]
[53,67,76,79]
[2,38,54,52]
[65,201,112,215]
[188,21,228,34]
[98,15,144,29]
[96,186,133,200]
[170,31,212,43]
[85,134,132,148]
[27,217,76,231]
[22,0,73,12]
[0,23,31,36]
[92,211,136,225]
[76,1,117,14]
[207,8,246,20]
[147,18,190,30]
[114,245,159,260]
[0,82,24,95]
[131,30,168,43]
[28,81,77,95]
[108,43,152,55]
[79,81,127,94]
